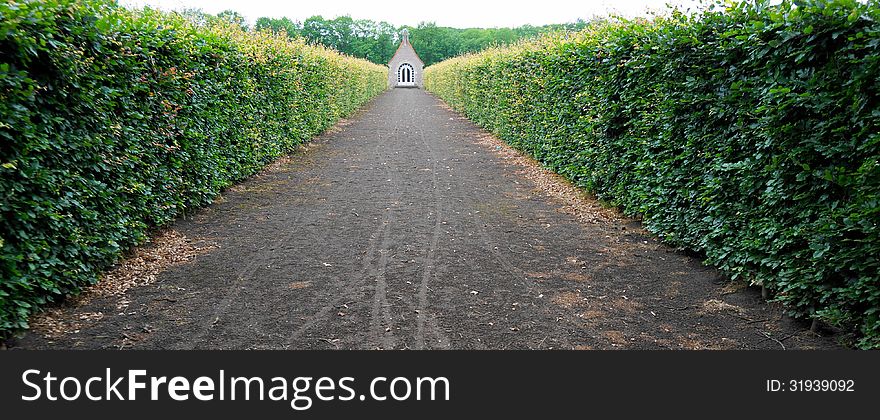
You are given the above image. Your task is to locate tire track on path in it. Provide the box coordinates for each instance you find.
[286,118,404,349]
[366,135,402,350]
[284,213,388,348]
[179,190,323,349]
[413,123,451,350]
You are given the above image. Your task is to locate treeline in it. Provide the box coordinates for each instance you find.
[167,9,591,65]
[253,15,591,66]
[0,0,386,334]
[426,0,880,348]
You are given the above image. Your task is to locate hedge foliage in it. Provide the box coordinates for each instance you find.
[425,0,880,348]
[0,0,387,334]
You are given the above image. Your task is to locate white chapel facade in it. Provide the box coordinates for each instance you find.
[388,29,424,88]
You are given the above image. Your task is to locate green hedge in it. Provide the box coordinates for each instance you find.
[425,0,880,348]
[0,0,386,334]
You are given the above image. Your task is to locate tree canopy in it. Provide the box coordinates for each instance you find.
[252,14,591,66]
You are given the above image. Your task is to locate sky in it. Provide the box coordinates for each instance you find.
[118,0,705,28]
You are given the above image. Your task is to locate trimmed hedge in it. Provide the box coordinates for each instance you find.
[425,0,880,348]
[0,0,386,334]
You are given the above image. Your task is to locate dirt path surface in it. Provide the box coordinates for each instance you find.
[13,89,843,350]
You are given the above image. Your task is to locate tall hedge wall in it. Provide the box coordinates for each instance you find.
[0,0,387,334]
[425,0,880,348]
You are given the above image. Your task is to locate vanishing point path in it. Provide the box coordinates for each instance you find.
[16,89,842,350]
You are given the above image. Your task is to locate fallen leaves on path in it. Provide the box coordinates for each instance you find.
[28,229,216,339]
[470,130,623,227]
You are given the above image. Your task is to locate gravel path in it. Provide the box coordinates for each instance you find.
[14,89,843,350]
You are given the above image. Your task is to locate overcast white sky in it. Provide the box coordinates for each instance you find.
[119,0,704,28]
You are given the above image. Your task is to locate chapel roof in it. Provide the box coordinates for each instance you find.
[388,29,424,66]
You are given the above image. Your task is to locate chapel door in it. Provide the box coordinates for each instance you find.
[397,63,415,87]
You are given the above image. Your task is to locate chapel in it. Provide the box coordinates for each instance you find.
[387,29,424,88]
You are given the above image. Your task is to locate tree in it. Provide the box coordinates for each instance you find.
[217,10,249,31]
[255,17,300,38]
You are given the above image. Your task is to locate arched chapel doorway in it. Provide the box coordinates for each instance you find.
[397,63,415,87]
